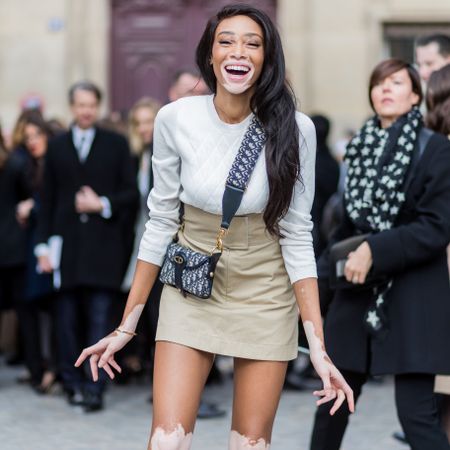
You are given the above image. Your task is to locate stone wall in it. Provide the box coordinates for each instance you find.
[0,0,109,133]
[278,0,450,140]
[1,0,450,139]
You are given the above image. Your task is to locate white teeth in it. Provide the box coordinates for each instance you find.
[226,65,250,73]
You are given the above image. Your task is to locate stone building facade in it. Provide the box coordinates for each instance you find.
[1,0,449,139]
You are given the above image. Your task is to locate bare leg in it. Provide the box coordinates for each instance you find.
[229,358,288,449]
[148,341,214,450]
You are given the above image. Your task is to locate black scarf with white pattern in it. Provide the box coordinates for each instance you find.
[344,106,423,232]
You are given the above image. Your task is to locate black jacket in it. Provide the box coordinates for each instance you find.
[311,142,340,256]
[320,129,450,375]
[36,127,139,290]
[0,152,31,267]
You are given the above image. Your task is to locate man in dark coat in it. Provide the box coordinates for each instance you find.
[35,81,138,412]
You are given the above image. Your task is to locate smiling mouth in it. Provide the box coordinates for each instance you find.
[225,65,251,76]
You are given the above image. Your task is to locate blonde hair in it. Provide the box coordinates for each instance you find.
[11,109,44,150]
[128,97,161,156]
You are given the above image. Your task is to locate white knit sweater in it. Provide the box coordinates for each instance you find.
[138,94,317,283]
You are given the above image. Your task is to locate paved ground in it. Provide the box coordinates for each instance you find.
[0,358,409,450]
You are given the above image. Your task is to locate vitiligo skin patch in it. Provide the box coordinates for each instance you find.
[303,320,326,357]
[229,430,270,449]
[120,303,145,332]
[150,424,193,450]
[304,320,333,368]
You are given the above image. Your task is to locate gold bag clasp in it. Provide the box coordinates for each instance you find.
[210,227,228,255]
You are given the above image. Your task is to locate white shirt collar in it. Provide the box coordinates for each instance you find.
[72,125,96,162]
[72,125,95,143]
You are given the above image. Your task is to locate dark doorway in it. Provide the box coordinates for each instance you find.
[110,0,277,112]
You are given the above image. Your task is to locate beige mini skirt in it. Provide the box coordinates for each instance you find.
[156,205,298,361]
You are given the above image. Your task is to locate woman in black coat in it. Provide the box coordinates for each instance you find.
[15,114,57,392]
[0,126,30,305]
[0,123,31,358]
[310,59,450,450]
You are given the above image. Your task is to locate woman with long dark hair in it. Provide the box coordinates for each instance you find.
[310,59,450,450]
[15,113,57,393]
[76,5,353,448]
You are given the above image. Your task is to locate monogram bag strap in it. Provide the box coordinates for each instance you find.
[212,117,266,253]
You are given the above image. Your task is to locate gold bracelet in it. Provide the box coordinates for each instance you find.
[115,327,137,337]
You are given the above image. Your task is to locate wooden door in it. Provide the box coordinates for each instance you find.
[110,0,277,110]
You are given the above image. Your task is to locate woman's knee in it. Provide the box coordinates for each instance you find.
[229,430,270,449]
[148,424,193,450]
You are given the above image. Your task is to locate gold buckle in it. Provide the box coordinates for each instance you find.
[210,228,228,255]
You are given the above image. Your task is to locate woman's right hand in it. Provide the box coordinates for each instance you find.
[74,331,133,381]
[37,255,53,273]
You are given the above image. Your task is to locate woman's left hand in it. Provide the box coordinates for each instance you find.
[310,351,355,415]
[344,241,373,284]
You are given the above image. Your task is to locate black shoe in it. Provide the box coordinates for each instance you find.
[67,388,85,406]
[83,392,103,413]
[6,353,24,366]
[392,431,408,445]
[197,401,226,419]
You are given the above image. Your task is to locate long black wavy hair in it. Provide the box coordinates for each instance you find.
[196,3,301,236]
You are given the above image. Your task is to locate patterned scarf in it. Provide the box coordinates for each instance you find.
[344,106,423,338]
[344,106,423,232]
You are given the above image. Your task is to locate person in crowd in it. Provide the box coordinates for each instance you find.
[121,94,226,420]
[97,111,128,137]
[119,97,162,381]
[168,69,209,102]
[46,118,67,136]
[10,109,42,153]
[416,34,450,83]
[392,32,450,446]
[310,114,340,258]
[35,81,139,412]
[0,122,31,362]
[76,5,353,448]
[169,73,228,416]
[425,63,450,443]
[309,58,450,450]
[14,113,57,393]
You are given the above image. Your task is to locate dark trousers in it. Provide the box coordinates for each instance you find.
[15,296,55,384]
[0,266,24,310]
[56,288,113,394]
[310,370,450,450]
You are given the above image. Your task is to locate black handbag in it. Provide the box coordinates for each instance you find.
[329,234,387,290]
[159,117,266,299]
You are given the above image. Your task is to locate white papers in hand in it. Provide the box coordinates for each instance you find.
[48,235,63,289]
